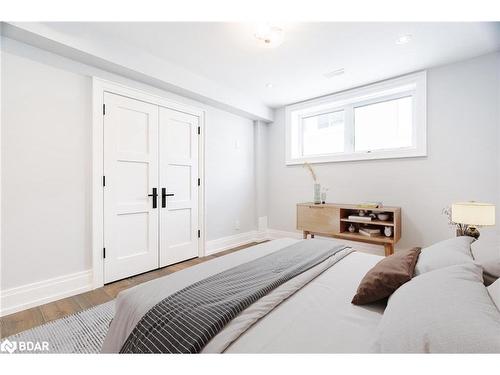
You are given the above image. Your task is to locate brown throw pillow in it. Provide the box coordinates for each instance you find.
[352,247,421,305]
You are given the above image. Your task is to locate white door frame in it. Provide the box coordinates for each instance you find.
[92,77,206,289]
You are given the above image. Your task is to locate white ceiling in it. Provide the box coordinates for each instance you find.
[41,22,500,108]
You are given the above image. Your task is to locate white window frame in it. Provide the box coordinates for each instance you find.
[285,71,427,165]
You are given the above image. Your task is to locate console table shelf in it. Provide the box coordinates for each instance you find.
[297,203,402,256]
[340,218,395,226]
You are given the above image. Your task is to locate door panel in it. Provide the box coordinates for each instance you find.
[104,92,159,283]
[159,107,199,266]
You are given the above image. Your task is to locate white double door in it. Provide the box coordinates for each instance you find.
[103,92,199,283]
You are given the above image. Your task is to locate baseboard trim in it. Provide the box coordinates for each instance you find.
[205,228,384,257]
[205,230,266,255]
[0,270,93,317]
[266,229,384,255]
[266,229,303,240]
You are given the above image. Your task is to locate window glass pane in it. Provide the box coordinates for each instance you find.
[302,110,344,156]
[354,96,413,152]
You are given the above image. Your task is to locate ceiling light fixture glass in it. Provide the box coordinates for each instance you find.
[265,83,274,88]
[396,34,413,45]
[254,23,285,48]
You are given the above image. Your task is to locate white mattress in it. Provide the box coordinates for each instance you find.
[102,238,385,353]
[224,240,385,353]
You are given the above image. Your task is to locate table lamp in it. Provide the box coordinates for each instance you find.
[451,202,495,239]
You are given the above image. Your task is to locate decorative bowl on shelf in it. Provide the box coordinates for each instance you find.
[377,213,390,221]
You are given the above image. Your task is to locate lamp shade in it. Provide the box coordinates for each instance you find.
[451,202,495,226]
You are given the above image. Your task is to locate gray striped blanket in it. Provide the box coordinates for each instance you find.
[120,240,347,353]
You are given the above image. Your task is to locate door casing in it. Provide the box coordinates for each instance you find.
[92,77,206,289]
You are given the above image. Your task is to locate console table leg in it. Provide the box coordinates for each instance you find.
[303,231,309,239]
[384,244,394,256]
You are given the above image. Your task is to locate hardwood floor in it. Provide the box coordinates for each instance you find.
[0,242,263,339]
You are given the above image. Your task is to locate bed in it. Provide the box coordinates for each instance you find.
[102,238,385,353]
[102,237,500,353]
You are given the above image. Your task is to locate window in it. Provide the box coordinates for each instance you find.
[354,96,413,152]
[286,72,426,164]
[302,110,345,156]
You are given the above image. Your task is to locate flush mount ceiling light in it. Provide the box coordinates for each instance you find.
[323,68,345,79]
[396,34,413,45]
[265,83,274,88]
[254,23,285,48]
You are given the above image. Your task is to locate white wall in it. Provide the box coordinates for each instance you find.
[1,37,258,293]
[205,110,256,240]
[254,121,269,225]
[267,52,500,257]
[1,46,93,290]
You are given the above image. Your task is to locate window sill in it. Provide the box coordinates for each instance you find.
[285,148,427,165]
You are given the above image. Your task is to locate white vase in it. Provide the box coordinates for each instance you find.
[321,192,326,204]
[313,183,321,204]
[384,226,393,237]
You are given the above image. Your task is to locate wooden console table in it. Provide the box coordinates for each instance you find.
[297,203,401,256]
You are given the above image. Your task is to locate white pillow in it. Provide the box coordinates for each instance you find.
[373,263,500,353]
[488,278,500,311]
[414,236,475,275]
[471,239,500,261]
[477,258,500,286]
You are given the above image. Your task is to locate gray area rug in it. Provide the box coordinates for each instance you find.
[1,301,114,354]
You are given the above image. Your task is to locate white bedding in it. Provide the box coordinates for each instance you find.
[102,238,385,353]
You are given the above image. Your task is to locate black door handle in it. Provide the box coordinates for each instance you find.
[161,188,174,208]
[148,188,158,209]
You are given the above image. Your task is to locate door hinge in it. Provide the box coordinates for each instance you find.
[197,126,200,135]
[103,175,106,187]
[198,230,201,238]
[103,247,106,259]
[197,178,201,186]
[103,104,106,115]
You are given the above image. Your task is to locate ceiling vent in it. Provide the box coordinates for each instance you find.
[323,68,345,78]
